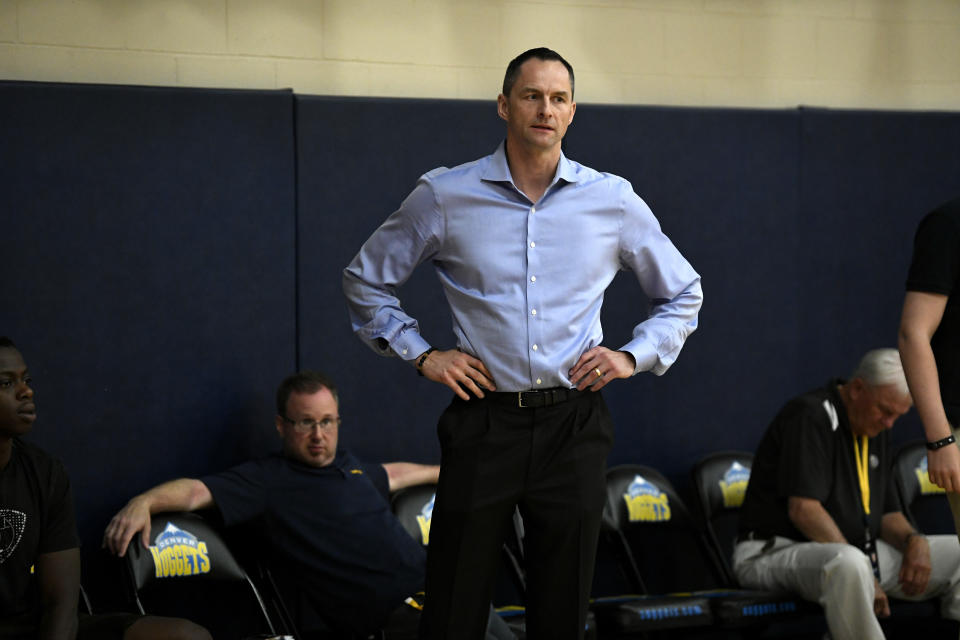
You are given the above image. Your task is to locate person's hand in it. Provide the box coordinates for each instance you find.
[927,444,960,493]
[419,349,495,400]
[898,534,932,596]
[102,496,153,557]
[569,347,635,392]
[873,577,890,618]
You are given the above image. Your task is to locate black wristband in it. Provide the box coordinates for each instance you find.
[926,434,956,450]
[416,348,435,376]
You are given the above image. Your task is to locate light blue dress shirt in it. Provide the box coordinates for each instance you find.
[343,143,702,392]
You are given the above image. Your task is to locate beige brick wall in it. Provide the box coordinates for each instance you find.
[1,0,959,110]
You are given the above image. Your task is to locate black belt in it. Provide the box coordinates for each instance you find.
[486,387,583,409]
[737,531,768,543]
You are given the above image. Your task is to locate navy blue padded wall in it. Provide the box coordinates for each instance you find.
[798,108,960,446]
[564,105,801,473]
[0,81,297,588]
[296,96,504,463]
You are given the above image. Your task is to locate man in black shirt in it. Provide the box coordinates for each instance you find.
[900,197,960,534]
[0,337,210,640]
[734,349,960,640]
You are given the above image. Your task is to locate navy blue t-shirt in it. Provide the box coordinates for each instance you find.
[201,450,425,634]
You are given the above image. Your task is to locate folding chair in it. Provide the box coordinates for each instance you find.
[596,464,826,637]
[894,440,955,535]
[591,465,717,637]
[122,511,279,640]
[690,450,754,585]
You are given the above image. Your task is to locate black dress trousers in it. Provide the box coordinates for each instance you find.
[419,390,614,640]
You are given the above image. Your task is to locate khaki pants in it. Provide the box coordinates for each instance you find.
[733,535,960,640]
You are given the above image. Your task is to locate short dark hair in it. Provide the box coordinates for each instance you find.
[502,47,575,99]
[276,370,339,417]
[0,337,17,350]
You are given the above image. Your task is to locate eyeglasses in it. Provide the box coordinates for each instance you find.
[282,416,341,434]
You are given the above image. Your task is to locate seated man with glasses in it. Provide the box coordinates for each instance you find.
[103,371,512,639]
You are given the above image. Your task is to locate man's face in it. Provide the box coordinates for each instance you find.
[846,380,912,438]
[497,58,576,154]
[275,387,339,468]
[0,348,36,439]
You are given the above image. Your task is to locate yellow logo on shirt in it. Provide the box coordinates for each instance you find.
[148,522,211,578]
[719,461,751,508]
[416,494,435,546]
[623,475,671,522]
[916,456,946,495]
[350,469,364,475]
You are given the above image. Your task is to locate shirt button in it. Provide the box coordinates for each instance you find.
[530,206,536,214]
[532,344,538,351]
[402,349,408,355]
[536,378,542,385]
[531,309,537,316]
[530,276,536,283]
[530,241,535,248]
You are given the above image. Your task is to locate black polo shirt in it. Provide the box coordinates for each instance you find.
[906,198,960,426]
[202,450,425,635]
[738,380,900,548]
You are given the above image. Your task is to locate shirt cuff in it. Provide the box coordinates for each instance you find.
[620,340,662,376]
[390,331,432,362]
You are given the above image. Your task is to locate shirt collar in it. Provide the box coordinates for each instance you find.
[482,141,580,187]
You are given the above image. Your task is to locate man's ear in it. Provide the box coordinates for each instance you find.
[275,415,285,437]
[497,93,509,122]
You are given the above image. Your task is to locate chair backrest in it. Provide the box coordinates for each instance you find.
[391,483,437,549]
[123,511,277,639]
[894,440,954,534]
[690,450,754,584]
[603,464,727,595]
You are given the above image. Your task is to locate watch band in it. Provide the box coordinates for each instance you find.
[926,434,957,451]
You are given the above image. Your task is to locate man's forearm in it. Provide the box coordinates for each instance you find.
[899,291,951,441]
[788,496,847,543]
[880,512,919,552]
[36,548,81,640]
[899,330,952,440]
[137,478,213,512]
[37,601,78,640]
[384,462,441,492]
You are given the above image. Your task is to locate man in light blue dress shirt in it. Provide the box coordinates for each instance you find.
[343,47,703,640]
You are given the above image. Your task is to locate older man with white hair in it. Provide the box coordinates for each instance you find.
[733,348,960,640]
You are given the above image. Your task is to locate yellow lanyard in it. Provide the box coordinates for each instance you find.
[853,435,870,515]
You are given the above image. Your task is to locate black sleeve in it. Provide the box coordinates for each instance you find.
[39,459,80,554]
[776,398,835,503]
[201,460,269,527]
[362,462,390,502]
[906,210,960,295]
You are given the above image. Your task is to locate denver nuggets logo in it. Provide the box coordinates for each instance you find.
[916,456,945,495]
[416,494,435,546]
[719,462,750,508]
[623,475,671,522]
[148,522,211,578]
